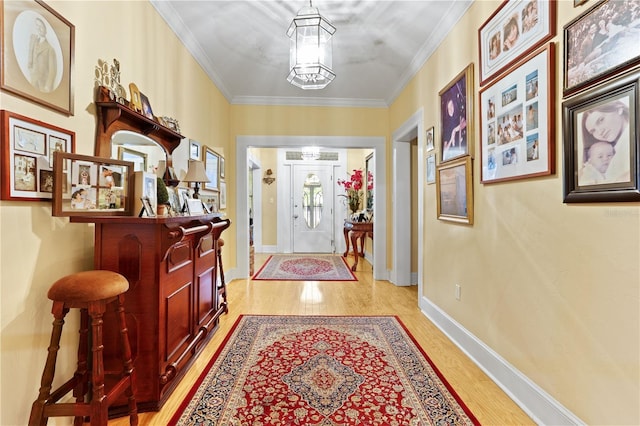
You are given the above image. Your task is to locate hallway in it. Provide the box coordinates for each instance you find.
[108,254,533,425]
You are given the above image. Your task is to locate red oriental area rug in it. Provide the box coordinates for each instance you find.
[169,315,479,426]
[252,254,357,281]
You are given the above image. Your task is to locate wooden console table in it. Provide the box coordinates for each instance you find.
[343,221,373,271]
[70,214,230,415]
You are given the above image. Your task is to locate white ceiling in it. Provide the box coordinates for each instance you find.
[150,0,473,107]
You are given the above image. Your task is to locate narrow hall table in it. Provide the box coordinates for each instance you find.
[343,221,373,271]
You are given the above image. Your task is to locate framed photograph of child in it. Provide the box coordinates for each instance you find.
[562,68,639,202]
[52,152,134,216]
[478,0,556,86]
[439,63,474,163]
[0,0,75,115]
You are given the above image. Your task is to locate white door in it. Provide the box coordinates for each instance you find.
[292,164,333,253]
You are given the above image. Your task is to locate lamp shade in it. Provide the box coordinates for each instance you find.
[183,160,209,183]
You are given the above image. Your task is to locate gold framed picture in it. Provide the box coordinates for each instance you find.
[436,156,474,225]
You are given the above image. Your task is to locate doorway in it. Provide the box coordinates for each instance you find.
[392,109,424,290]
[292,164,334,253]
[236,136,387,281]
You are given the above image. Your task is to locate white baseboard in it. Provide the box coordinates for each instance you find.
[260,245,278,253]
[419,295,585,426]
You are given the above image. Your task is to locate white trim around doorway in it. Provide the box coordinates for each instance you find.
[235,136,388,281]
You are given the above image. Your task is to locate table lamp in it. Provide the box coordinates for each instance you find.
[182,159,209,199]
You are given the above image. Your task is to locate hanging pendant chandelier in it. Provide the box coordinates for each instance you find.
[286,1,336,90]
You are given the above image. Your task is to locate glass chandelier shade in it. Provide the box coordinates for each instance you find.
[287,3,336,90]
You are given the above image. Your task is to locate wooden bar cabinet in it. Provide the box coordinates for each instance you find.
[71,214,230,415]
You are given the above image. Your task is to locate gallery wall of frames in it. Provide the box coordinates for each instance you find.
[0,0,228,217]
[428,0,640,226]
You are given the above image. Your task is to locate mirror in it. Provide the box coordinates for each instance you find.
[94,86,182,182]
[111,130,166,174]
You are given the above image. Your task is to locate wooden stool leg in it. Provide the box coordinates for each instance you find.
[73,309,90,426]
[29,302,69,426]
[115,294,138,426]
[217,246,228,314]
[88,301,108,426]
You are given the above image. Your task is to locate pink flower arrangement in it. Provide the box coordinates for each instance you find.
[338,169,365,213]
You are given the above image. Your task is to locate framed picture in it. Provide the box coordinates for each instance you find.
[426,153,436,184]
[177,187,190,212]
[166,186,181,215]
[52,152,134,216]
[200,192,220,213]
[129,82,142,113]
[139,92,153,120]
[141,196,155,217]
[204,147,220,191]
[562,69,639,202]
[436,156,474,224]
[563,0,640,97]
[574,0,589,6]
[1,110,74,201]
[480,43,555,183]
[219,180,227,209]
[478,0,556,86]
[118,146,147,172]
[219,156,226,179]
[190,139,200,160]
[186,198,205,216]
[426,126,435,151]
[1,0,75,115]
[439,63,474,163]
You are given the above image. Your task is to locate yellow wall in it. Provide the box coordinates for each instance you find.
[257,148,279,247]
[0,2,230,424]
[389,1,639,424]
[1,1,638,425]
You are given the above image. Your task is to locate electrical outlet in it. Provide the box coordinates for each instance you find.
[455,284,461,300]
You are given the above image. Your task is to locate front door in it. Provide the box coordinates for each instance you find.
[292,164,333,253]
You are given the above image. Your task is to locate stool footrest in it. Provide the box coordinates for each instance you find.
[106,376,134,406]
[43,402,90,418]
[47,376,83,405]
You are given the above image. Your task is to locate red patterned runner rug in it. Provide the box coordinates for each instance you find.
[169,315,479,425]
[252,254,358,281]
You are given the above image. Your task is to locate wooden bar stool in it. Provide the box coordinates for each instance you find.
[29,270,138,426]
[217,238,228,314]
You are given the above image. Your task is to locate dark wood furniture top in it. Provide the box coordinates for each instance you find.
[71,214,231,416]
[94,86,183,158]
[94,86,182,186]
[343,221,373,271]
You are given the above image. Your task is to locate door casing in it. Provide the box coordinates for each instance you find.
[236,136,387,281]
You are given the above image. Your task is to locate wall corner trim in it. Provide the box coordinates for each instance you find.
[419,296,586,426]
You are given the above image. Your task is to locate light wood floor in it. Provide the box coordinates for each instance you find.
[109,253,534,425]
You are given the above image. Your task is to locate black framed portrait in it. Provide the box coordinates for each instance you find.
[562,69,639,202]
